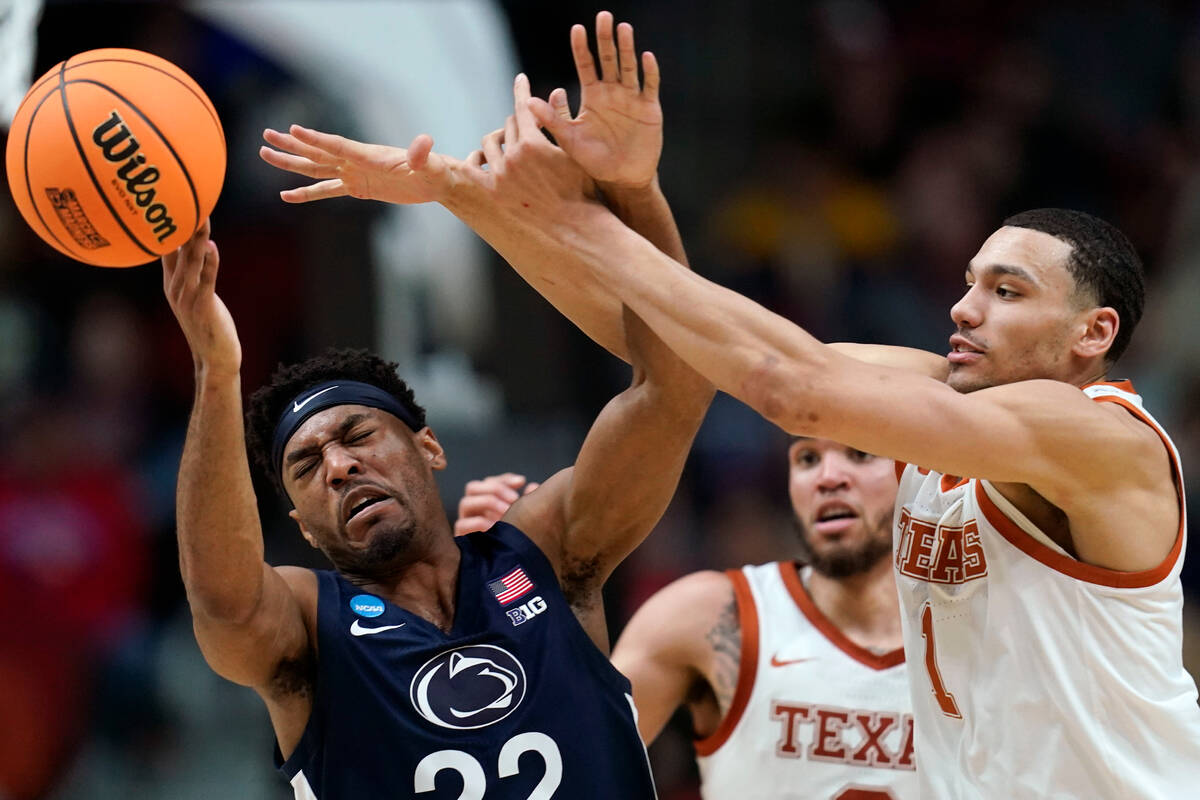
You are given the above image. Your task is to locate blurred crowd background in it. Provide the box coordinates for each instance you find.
[1,1,1198,798]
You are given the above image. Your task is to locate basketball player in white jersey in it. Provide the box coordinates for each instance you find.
[259,11,1200,798]
[456,436,917,799]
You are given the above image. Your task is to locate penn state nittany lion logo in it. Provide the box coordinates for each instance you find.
[410,644,527,730]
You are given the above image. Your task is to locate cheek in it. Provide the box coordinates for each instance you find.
[787,476,808,511]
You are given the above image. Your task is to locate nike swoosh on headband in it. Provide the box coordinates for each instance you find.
[293,385,340,413]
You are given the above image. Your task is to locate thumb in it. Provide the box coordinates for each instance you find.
[407,133,435,170]
[548,87,572,121]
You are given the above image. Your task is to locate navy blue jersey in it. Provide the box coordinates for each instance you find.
[278,521,657,799]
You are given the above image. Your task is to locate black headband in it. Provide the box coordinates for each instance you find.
[271,380,422,477]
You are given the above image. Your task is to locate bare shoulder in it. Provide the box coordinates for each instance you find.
[276,565,319,611]
[622,569,739,661]
[983,380,1170,486]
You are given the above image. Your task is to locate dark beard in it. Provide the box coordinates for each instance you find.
[793,510,894,579]
[321,523,420,585]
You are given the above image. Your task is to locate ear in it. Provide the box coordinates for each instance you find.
[289,508,320,549]
[1073,306,1119,361]
[415,427,448,471]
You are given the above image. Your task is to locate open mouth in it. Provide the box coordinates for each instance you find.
[342,486,393,525]
[348,496,387,522]
[814,503,859,533]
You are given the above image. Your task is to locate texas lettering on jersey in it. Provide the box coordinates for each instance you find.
[895,507,988,584]
[771,701,915,771]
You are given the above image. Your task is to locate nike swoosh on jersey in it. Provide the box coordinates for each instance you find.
[350,620,406,637]
[770,653,815,667]
[293,385,339,413]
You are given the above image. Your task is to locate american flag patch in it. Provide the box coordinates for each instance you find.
[488,566,534,605]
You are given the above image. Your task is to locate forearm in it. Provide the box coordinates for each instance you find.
[601,175,688,268]
[443,182,631,362]
[608,178,710,400]
[177,368,269,622]
[441,175,692,368]
[560,204,841,433]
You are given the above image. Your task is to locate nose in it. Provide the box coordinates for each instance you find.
[816,454,851,492]
[324,445,362,488]
[951,284,983,329]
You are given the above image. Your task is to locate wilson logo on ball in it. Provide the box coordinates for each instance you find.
[92,110,177,243]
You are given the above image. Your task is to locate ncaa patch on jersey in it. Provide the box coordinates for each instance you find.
[410,644,528,729]
[350,594,385,618]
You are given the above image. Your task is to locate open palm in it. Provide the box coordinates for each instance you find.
[536,13,663,188]
[260,127,453,206]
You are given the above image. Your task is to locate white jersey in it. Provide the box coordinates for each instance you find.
[696,561,918,799]
[893,381,1200,799]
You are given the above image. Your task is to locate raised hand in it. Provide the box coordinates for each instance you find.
[454,473,541,536]
[259,127,454,205]
[528,11,663,188]
[162,219,240,377]
[455,74,597,211]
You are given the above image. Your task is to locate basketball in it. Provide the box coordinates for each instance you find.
[5,48,225,268]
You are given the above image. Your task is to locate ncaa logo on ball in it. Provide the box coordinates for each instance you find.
[410,644,527,730]
[350,594,385,618]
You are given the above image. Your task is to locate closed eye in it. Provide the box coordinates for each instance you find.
[293,458,318,480]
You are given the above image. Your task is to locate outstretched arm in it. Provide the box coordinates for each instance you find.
[164,222,314,752]
[541,202,1177,570]
[500,295,713,648]
[258,17,944,380]
[259,12,680,361]
[260,113,634,360]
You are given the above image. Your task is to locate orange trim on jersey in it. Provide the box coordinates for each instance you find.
[1085,379,1135,393]
[779,562,905,671]
[975,392,1185,589]
[940,474,968,492]
[894,460,907,482]
[693,569,760,757]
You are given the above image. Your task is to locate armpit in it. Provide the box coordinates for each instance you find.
[269,652,316,701]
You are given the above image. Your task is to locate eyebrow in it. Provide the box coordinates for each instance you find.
[966,263,1039,284]
[284,412,370,467]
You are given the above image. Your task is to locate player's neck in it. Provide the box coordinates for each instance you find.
[806,557,902,652]
[360,536,463,633]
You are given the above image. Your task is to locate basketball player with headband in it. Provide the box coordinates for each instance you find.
[161,105,711,798]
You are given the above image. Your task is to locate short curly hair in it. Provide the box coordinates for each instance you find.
[245,348,426,497]
[1003,208,1145,365]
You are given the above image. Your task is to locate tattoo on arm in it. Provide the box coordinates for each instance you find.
[704,597,742,714]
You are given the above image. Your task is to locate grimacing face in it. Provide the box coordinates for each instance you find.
[947,226,1102,394]
[788,437,897,579]
[281,404,446,581]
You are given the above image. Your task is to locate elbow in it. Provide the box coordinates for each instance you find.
[741,355,821,435]
[184,580,262,627]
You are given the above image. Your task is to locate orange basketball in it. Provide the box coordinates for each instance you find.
[5,48,225,268]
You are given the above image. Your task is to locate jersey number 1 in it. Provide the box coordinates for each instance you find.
[920,603,961,718]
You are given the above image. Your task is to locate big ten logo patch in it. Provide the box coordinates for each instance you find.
[895,508,988,585]
[506,596,547,627]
